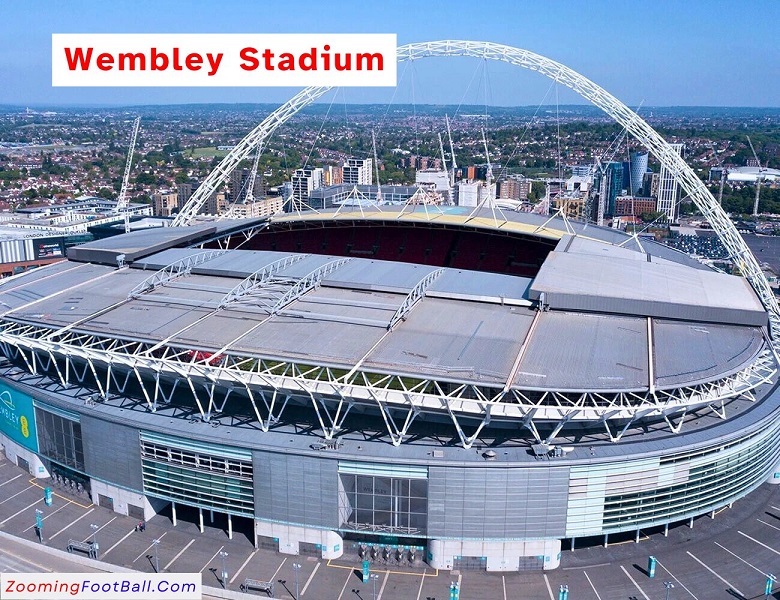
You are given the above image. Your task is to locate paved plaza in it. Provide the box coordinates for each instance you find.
[1,455,779,599]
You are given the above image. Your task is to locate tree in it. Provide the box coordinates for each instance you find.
[528,182,544,201]
[96,187,116,200]
[640,211,667,223]
[135,172,156,185]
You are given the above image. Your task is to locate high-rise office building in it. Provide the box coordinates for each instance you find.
[629,152,649,195]
[657,144,683,222]
[594,162,624,218]
[342,158,373,186]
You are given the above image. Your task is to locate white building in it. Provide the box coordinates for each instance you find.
[291,168,324,205]
[565,175,591,194]
[457,181,496,208]
[229,197,284,219]
[342,158,373,186]
[656,143,683,222]
[416,169,453,203]
[727,166,780,183]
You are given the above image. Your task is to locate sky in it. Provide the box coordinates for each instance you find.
[1,0,779,108]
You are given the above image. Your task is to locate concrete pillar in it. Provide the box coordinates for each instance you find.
[172,501,177,527]
[688,516,694,529]
[210,510,214,524]
[603,533,609,548]
[635,529,640,543]
[227,513,233,540]
[570,537,575,552]
[199,508,204,534]
[663,523,668,537]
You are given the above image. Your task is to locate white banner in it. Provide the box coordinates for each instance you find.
[1,573,201,599]
[52,33,397,87]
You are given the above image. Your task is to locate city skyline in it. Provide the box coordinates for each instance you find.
[0,0,778,107]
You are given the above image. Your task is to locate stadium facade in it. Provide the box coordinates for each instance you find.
[0,207,779,572]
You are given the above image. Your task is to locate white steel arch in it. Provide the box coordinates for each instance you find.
[172,40,780,342]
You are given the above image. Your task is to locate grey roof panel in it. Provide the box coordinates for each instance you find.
[67,224,217,265]
[556,235,642,260]
[87,302,213,339]
[273,254,349,278]
[234,316,386,366]
[191,250,297,278]
[515,312,648,391]
[322,259,436,293]
[5,267,149,327]
[168,311,261,350]
[529,251,766,326]
[0,262,116,311]
[0,260,80,291]
[653,320,765,388]
[286,286,403,325]
[163,287,405,355]
[132,248,309,281]
[428,270,533,304]
[364,298,534,384]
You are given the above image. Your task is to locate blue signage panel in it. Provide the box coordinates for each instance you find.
[0,380,38,452]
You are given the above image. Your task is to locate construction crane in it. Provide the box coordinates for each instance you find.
[114,117,141,233]
[437,132,452,204]
[709,142,727,205]
[481,128,494,200]
[746,136,766,216]
[445,115,457,189]
[243,143,262,204]
[372,129,382,204]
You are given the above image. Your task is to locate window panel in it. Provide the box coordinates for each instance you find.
[338,472,428,535]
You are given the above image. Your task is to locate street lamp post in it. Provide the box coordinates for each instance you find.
[152,538,160,573]
[292,562,301,600]
[664,581,675,600]
[370,573,379,600]
[90,523,99,560]
[219,550,228,588]
[34,509,43,543]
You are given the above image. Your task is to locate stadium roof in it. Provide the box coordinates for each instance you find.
[1,241,767,394]
[0,208,775,446]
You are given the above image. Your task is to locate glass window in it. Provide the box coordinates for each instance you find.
[338,472,428,535]
[34,407,84,472]
[139,438,254,516]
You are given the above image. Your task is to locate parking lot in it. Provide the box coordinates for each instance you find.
[1,453,779,599]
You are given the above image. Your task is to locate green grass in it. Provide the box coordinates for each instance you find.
[186,147,230,158]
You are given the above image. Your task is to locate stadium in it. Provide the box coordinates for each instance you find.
[1,41,780,573]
